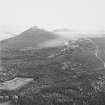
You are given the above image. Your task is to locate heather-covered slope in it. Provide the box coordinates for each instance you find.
[0,41,105,105]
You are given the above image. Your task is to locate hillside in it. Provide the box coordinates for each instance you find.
[1,30,105,105]
[0,27,59,50]
[0,41,105,105]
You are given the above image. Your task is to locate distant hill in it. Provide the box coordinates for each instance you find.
[54,28,105,40]
[0,27,60,50]
[53,28,81,40]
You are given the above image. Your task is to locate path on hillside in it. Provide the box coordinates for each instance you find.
[79,38,105,68]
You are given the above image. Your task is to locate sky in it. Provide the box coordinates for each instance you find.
[0,0,105,40]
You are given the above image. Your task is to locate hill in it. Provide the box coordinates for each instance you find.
[0,27,60,50]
